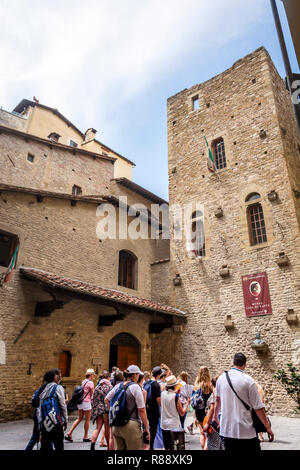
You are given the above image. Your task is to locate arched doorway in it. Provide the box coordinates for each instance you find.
[109,333,140,371]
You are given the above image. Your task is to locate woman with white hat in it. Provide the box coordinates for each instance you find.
[65,368,95,443]
[160,375,190,450]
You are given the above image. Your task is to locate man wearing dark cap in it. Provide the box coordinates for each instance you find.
[144,366,162,450]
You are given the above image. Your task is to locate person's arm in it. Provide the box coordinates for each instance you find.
[254,408,274,442]
[212,396,221,426]
[138,407,150,440]
[203,402,215,433]
[156,397,161,407]
[176,396,190,416]
[56,385,68,429]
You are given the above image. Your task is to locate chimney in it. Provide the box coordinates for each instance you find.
[84,128,97,142]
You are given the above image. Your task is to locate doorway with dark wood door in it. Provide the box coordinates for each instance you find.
[109,333,140,371]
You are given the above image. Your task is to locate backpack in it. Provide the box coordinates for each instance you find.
[191,388,205,411]
[38,384,63,432]
[109,381,134,427]
[67,379,89,411]
[144,380,154,410]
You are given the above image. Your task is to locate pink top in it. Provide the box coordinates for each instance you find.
[82,379,94,402]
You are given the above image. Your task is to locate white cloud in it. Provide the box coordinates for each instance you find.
[0,0,267,135]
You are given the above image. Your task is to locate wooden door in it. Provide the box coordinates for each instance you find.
[58,351,71,377]
[117,346,139,370]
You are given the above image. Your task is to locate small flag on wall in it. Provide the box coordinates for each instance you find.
[3,245,19,283]
[204,136,216,173]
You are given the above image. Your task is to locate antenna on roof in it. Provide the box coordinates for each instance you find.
[33,96,39,103]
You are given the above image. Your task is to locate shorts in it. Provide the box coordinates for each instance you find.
[77,401,92,411]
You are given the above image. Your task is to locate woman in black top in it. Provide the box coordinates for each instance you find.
[193,366,213,450]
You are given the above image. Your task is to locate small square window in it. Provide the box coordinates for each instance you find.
[27,153,34,163]
[70,140,78,148]
[72,185,82,195]
[192,96,199,110]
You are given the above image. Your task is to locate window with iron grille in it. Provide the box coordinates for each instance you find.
[72,185,82,195]
[213,138,226,169]
[189,211,205,257]
[118,250,137,290]
[247,203,267,245]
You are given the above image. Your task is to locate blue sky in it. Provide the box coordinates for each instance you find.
[0,0,298,201]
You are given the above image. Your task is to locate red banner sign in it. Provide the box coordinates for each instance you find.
[242,272,272,317]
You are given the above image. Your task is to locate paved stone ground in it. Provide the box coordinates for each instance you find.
[0,412,299,451]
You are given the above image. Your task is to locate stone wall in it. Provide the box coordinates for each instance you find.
[0,189,168,421]
[0,109,28,132]
[165,47,300,416]
[0,129,114,196]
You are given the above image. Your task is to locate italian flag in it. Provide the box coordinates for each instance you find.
[204,136,216,173]
[4,245,19,283]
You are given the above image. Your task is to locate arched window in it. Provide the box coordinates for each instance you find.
[58,351,72,377]
[189,211,205,257]
[213,137,226,170]
[246,193,267,246]
[118,250,137,290]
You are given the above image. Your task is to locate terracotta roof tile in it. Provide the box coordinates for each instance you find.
[19,267,186,318]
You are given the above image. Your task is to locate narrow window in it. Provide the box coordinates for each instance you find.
[189,211,205,257]
[118,250,137,290]
[58,351,72,377]
[27,153,34,163]
[213,138,226,170]
[192,95,199,110]
[48,132,60,142]
[246,194,267,246]
[72,185,82,195]
[0,230,19,268]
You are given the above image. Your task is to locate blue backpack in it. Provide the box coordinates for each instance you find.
[144,380,154,410]
[191,388,205,411]
[38,384,63,432]
[109,381,134,427]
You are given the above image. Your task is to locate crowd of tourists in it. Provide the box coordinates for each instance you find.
[25,352,274,451]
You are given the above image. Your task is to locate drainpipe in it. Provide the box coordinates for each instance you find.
[270,0,300,133]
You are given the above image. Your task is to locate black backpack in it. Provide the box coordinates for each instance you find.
[67,380,90,411]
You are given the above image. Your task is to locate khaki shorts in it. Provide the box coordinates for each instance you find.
[113,420,143,450]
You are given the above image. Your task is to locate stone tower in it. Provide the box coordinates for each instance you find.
[165,47,300,415]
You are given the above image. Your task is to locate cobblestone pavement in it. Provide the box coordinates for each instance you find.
[0,412,299,451]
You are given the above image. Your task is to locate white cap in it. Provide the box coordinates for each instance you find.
[126,365,143,375]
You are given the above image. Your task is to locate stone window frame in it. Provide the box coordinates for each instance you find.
[69,139,78,148]
[239,186,274,251]
[208,133,232,172]
[118,249,138,290]
[72,184,82,196]
[212,137,227,170]
[184,201,211,260]
[27,153,35,163]
[0,228,19,269]
[188,90,204,113]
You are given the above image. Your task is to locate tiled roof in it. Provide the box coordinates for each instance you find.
[0,183,114,205]
[20,267,186,318]
[113,177,168,205]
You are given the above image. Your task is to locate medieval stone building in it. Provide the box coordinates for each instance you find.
[0,46,299,421]
[153,46,300,416]
[0,99,185,421]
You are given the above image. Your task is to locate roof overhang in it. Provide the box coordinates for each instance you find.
[113,177,168,205]
[19,267,187,321]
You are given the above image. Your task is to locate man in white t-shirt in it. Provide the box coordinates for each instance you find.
[105,365,150,450]
[212,353,274,451]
